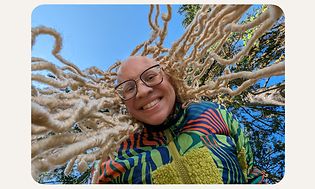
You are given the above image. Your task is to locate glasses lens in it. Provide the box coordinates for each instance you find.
[115,65,163,100]
[116,80,136,100]
[141,65,162,86]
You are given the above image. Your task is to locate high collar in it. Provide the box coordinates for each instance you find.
[144,101,185,132]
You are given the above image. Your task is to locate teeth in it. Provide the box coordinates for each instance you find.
[142,99,160,110]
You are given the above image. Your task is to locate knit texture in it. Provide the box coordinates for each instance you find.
[152,147,223,184]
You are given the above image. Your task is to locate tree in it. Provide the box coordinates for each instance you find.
[178,4,285,183]
[38,165,92,184]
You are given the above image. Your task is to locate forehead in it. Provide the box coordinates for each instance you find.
[117,57,156,81]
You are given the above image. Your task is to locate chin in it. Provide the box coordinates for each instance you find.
[132,103,174,125]
[147,120,164,126]
[142,117,165,125]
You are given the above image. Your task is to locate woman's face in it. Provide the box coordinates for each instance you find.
[117,56,176,125]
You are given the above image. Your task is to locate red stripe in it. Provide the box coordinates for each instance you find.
[203,111,226,134]
[187,117,211,125]
[204,110,229,135]
[202,135,218,147]
[129,134,135,149]
[122,140,127,150]
[200,136,215,148]
[111,161,126,173]
[98,161,112,183]
[204,110,222,127]
[142,139,159,146]
[139,128,164,147]
[187,115,222,133]
[186,119,218,134]
[209,109,230,134]
[136,133,141,148]
[182,127,210,134]
[101,161,126,182]
[98,174,111,183]
[187,119,202,125]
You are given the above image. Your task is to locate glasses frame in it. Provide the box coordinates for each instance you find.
[115,64,163,101]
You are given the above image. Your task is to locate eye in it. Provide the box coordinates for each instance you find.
[121,82,136,94]
[143,71,159,82]
[124,85,135,93]
[145,74,157,81]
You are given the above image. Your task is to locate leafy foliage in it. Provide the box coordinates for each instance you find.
[178,5,285,184]
[37,165,91,184]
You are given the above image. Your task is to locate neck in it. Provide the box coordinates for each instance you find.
[144,101,182,132]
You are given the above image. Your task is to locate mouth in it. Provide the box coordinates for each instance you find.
[141,98,162,110]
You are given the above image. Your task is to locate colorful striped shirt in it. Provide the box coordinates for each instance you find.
[97,101,264,184]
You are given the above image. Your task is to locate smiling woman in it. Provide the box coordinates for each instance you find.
[116,56,176,126]
[96,55,265,184]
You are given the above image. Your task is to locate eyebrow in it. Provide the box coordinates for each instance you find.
[116,64,160,84]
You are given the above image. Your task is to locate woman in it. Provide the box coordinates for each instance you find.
[96,56,264,184]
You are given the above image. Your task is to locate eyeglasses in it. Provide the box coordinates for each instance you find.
[115,64,163,101]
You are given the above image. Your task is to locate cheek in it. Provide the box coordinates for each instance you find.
[166,89,175,105]
[160,83,176,113]
[125,102,136,114]
[125,102,144,122]
[164,82,176,101]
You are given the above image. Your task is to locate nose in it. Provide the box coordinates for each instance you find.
[136,81,153,99]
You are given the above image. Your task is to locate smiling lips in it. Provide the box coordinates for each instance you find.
[142,98,161,110]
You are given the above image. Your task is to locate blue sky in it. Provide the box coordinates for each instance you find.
[31,4,283,87]
[32,4,186,71]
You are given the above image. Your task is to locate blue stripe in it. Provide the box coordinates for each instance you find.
[208,141,229,183]
[122,161,131,183]
[146,150,157,171]
[214,135,245,183]
[214,137,238,183]
[132,153,143,183]
[145,158,151,183]
[158,146,171,164]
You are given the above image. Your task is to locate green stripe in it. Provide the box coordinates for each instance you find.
[177,133,193,154]
[141,152,147,183]
[128,157,138,183]
[150,149,164,167]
